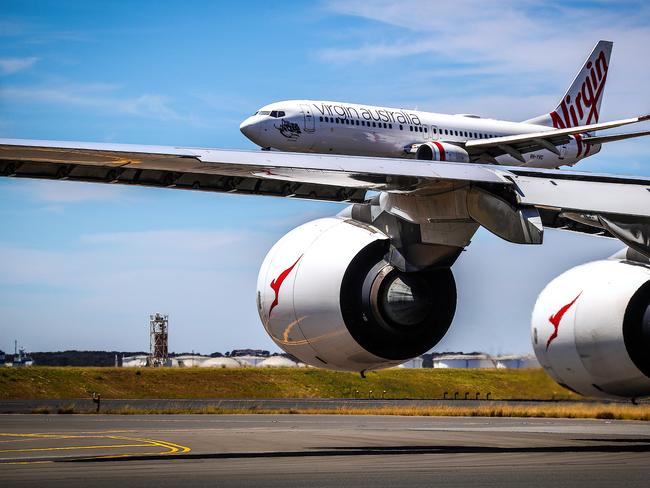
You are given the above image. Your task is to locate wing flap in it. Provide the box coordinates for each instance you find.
[511,173,650,218]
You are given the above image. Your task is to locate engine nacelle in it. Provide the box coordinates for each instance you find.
[415,142,470,163]
[532,259,650,399]
[257,217,457,372]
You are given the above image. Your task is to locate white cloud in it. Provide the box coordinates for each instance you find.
[322,0,650,120]
[0,82,216,128]
[0,56,38,74]
[81,229,252,255]
[0,84,183,121]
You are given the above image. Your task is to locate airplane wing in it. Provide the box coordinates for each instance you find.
[463,114,650,163]
[2,138,650,250]
[0,138,512,203]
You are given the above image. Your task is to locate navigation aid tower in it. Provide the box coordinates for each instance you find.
[149,313,169,367]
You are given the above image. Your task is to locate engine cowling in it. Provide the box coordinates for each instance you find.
[257,217,457,372]
[532,259,650,399]
[415,142,470,163]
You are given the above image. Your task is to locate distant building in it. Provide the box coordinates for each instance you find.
[494,355,540,369]
[174,355,210,367]
[257,356,301,368]
[430,353,541,369]
[398,357,424,368]
[0,350,5,366]
[199,357,242,368]
[7,344,34,367]
[230,349,270,357]
[234,355,266,367]
[432,354,495,369]
[122,355,149,368]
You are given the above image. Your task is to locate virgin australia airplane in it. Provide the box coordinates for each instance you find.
[240,40,649,167]
[2,40,650,400]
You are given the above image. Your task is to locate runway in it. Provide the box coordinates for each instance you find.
[1,414,649,487]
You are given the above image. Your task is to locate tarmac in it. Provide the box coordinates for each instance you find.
[1,414,649,487]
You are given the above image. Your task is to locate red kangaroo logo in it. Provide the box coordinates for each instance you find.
[268,256,302,317]
[546,292,582,350]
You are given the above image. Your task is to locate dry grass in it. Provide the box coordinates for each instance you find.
[2,367,579,401]
[34,403,650,421]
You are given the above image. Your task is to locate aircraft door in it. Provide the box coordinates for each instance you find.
[430,125,439,140]
[300,104,315,133]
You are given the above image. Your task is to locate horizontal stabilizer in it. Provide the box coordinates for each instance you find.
[584,130,650,145]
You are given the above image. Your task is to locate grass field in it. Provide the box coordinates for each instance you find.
[1,366,580,401]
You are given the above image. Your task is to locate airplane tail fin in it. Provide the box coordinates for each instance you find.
[524,40,613,128]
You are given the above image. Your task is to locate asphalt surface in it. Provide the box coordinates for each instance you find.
[1,414,649,487]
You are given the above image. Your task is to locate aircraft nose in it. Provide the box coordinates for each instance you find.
[240,116,261,141]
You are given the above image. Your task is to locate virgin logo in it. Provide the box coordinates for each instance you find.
[268,256,302,317]
[550,50,608,129]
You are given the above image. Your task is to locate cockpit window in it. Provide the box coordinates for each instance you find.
[268,110,286,118]
[258,110,271,115]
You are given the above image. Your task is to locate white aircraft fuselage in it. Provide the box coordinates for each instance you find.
[240,100,600,169]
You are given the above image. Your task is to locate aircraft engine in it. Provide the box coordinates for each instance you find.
[415,142,470,163]
[257,217,457,372]
[532,259,650,399]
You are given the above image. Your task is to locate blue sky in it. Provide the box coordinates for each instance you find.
[0,0,648,355]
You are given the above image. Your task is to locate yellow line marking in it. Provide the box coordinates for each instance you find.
[0,443,151,453]
[0,432,191,464]
[2,460,52,465]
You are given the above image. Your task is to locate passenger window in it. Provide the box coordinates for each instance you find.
[383,123,387,128]
[399,125,403,130]
[372,122,376,127]
[319,116,323,122]
[409,126,413,131]
[336,118,340,124]
[356,120,360,126]
[444,129,448,135]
